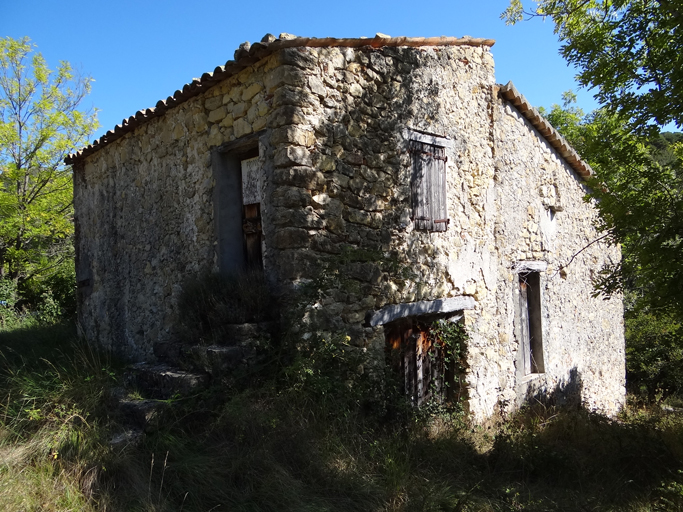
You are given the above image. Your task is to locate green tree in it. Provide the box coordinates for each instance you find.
[0,37,97,309]
[504,0,683,311]
[503,0,683,133]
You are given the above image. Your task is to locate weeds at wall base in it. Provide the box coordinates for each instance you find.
[3,322,683,510]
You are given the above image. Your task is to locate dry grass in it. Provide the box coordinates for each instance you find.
[2,322,683,510]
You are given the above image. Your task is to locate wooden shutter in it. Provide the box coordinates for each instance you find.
[410,141,448,232]
[385,318,454,406]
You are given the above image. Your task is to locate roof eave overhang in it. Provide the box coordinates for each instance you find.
[498,81,594,181]
[65,34,495,166]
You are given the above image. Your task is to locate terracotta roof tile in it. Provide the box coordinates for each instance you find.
[498,81,594,181]
[65,34,495,165]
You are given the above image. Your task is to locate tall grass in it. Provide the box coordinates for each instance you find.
[2,320,683,510]
[0,322,112,510]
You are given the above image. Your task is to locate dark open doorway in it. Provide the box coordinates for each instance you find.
[212,132,265,275]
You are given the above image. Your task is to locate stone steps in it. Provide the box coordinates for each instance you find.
[124,362,210,400]
[109,321,274,446]
[153,322,274,375]
[118,397,167,431]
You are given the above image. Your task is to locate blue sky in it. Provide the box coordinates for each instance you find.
[3,0,598,141]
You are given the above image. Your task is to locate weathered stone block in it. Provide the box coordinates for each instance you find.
[365,154,384,168]
[193,112,208,133]
[247,104,260,123]
[265,65,308,93]
[311,233,342,254]
[219,113,234,128]
[233,117,252,138]
[208,106,227,123]
[271,186,312,208]
[308,76,327,97]
[273,166,325,189]
[348,178,367,194]
[232,102,248,119]
[252,116,267,132]
[326,216,347,234]
[273,87,318,108]
[311,193,331,208]
[346,208,382,228]
[360,195,385,212]
[277,47,317,70]
[204,96,223,111]
[272,227,310,249]
[274,147,313,168]
[257,101,269,117]
[313,154,337,172]
[348,121,363,137]
[342,311,366,323]
[242,82,263,102]
[349,83,363,97]
[345,262,383,284]
[271,126,315,147]
[271,207,325,229]
[268,106,307,128]
[321,197,343,216]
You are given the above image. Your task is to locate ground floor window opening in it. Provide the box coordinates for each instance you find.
[384,315,466,407]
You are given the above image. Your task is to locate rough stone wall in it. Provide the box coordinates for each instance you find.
[74,42,625,420]
[482,100,626,419]
[257,44,624,418]
[74,53,281,359]
[261,44,498,377]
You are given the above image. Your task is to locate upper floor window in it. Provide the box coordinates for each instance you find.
[405,129,453,232]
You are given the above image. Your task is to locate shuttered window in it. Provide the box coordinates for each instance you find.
[410,140,448,232]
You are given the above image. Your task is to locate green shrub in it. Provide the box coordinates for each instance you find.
[19,261,77,321]
[626,307,683,397]
[0,260,76,330]
[284,332,373,409]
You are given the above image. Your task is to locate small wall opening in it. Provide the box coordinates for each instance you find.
[240,154,263,269]
[519,271,545,374]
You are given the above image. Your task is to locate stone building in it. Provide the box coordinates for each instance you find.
[66,34,625,421]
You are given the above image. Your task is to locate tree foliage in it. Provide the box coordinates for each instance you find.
[0,37,97,309]
[503,0,683,132]
[505,1,683,392]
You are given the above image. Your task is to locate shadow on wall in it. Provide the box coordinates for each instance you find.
[273,46,452,346]
[524,367,584,410]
